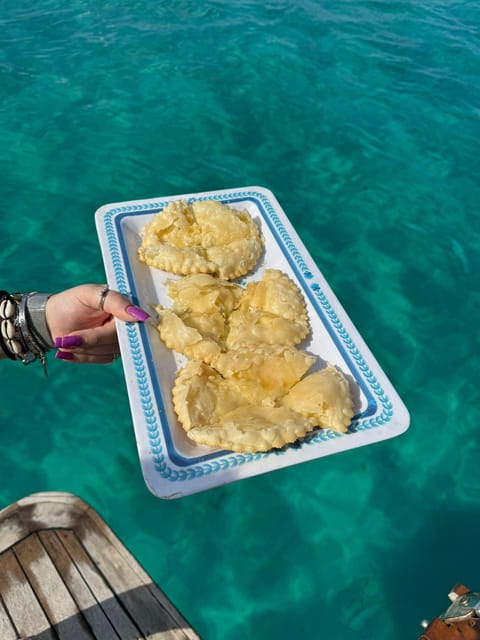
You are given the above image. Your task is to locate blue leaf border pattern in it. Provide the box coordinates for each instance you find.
[101,189,394,483]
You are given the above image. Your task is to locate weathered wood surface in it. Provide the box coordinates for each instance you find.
[0,492,201,640]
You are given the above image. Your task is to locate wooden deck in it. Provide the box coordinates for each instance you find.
[0,492,200,640]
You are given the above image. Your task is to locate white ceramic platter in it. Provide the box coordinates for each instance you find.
[95,186,410,499]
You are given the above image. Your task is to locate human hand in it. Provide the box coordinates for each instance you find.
[46,284,149,364]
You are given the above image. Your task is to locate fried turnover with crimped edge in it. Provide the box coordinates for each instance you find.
[211,344,315,407]
[166,273,244,317]
[171,351,354,452]
[172,360,315,453]
[187,406,315,453]
[138,200,264,280]
[154,269,311,363]
[154,273,244,363]
[282,365,354,433]
[226,269,310,348]
[155,307,223,363]
[172,360,245,432]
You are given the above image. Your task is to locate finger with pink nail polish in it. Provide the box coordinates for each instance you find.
[55,350,75,360]
[126,306,150,322]
[54,336,83,348]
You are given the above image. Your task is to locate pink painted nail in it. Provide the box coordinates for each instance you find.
[61,335,83,348]
[54,336,83,348]
[126,305,150,322]
[55,350,74,360]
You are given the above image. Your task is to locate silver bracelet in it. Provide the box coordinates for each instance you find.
[0,291,53,374]
[17,294,46,368]
[25,293,53,349]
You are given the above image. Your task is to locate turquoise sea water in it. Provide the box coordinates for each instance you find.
[1,1,479,638]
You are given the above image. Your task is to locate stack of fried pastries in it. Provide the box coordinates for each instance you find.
[155,270,354,453]
[143,200,354,453]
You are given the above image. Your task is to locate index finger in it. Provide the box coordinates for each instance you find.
[102,288,150,323]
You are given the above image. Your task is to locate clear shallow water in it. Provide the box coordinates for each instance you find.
[1,1,479,638]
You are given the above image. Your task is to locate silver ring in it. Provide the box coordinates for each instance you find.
[98,285,110,311]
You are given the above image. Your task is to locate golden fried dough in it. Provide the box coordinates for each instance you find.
[155,306,223,363]
[172,358,355,451]
[282,365,354,433]
[172,360,245,432]
[142,216,356,451]
[167,273,244,316]
[155,269,311,365]
[212,344,315,407]
[138,200,263,279]
[155,274,244,362]
[187,405,314,453]
[226,269,310,348]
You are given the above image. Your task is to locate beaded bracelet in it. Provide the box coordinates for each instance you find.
[0,290,52,375]
[0,291,25,360]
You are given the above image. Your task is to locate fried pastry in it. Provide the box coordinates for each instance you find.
[155,306,223,363]
[155,274,244,361]
[282,365,354,433]
[138,199,263,279]
[212,344,315,407]
[172,351,354,452]
[172,360,245,432]
[167,273,244,317]
[144,223,356,450]
[187,405,314,453]
[226,269,310,348]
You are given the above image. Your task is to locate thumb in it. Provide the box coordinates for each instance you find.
[103,290,150,322]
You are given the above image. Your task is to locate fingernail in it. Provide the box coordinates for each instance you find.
[61,335,83,348]
[55,350,74,360]
[126,305,150,322]
[54,336,83,348]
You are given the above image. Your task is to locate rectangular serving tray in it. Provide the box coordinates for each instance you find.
[95,186,410,499]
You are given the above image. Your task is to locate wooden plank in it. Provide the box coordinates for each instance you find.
[0,595,18,640]
[75,515,200,639]
[50,530,140,640]
[0,493,201,640]
[0,492,88,553]
[39,530,122,640]
[0,549,56,639]
[0,513,31,554]
[74,521,198,639]
[14,533,94,639]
